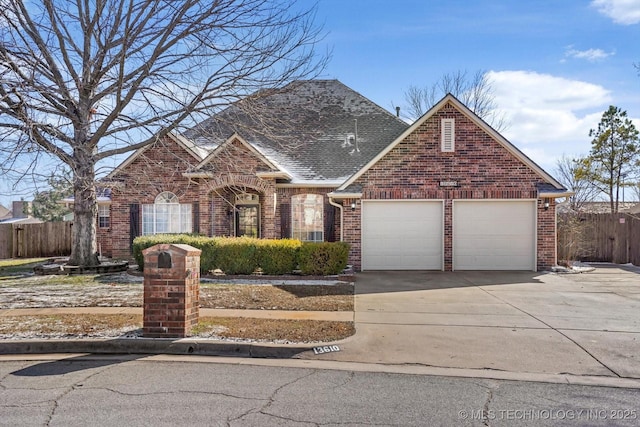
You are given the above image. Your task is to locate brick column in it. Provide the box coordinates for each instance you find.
[142,244,201,338]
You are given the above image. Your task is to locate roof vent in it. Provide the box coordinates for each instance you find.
[343,133,355,148]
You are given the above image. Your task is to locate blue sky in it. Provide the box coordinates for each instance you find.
[1,0,639,209]
[314,0,640,171]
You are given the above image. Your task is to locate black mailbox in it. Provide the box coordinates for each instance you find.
[158,251,172,268]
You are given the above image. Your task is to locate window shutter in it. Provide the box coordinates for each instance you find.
[441,118,455,152]
[129,203,140,250]
[192,202,200,234]
[280,203,290,238]
[324,203,336,242]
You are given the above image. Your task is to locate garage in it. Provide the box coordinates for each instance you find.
[453,200,536,271]
[361,200,443,270]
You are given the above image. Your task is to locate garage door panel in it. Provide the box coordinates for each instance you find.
[362,201,442,270]
[454,201,535,271]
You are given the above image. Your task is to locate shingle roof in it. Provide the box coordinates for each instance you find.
[185,80,409,182]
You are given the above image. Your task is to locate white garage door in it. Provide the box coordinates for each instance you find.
[453,200,536,271]
[362,201,443,270]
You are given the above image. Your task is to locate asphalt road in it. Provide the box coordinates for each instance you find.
[1,355,638,426]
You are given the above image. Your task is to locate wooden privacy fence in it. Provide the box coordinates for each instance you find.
[558,213,640,265]
[0,222,73,259]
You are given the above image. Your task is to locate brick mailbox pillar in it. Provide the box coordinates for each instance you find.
[142,244,201,338]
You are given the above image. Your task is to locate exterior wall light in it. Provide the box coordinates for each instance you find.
[543,199,550,211]
[351,201,356,211]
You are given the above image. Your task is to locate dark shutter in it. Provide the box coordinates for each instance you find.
[129,203,140,250]
[324,203,336,242]
[280,203,290,238]
[192,202,200,234]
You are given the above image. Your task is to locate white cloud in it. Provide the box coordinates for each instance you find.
[564,46,614,62]
[591,0,640,25]
[486,70,612,169]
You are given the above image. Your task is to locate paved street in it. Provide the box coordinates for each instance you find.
[1,355,639,426]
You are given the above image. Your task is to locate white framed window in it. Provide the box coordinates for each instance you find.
[98,204,110,228]
[441,118,455,152]
[142,191,192,235]
[291,194,324,242]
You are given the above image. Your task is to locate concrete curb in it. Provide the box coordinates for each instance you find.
[0,338,314,358]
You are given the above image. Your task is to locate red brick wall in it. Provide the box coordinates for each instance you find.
[349,101,557,271]
[104,136,201,259]
[102,135,341,257]
[537,198,557,270]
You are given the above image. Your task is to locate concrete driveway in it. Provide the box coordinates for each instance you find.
[311,265,640,380]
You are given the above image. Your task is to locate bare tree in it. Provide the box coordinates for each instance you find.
[0,0,326,266]
[554,155,599,211]
[401,70,508,131]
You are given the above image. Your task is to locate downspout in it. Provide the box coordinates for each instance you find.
[328,197,344,241]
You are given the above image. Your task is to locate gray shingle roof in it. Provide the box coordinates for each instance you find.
[185,80,409,182]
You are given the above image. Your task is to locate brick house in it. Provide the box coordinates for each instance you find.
[99,80,568,271]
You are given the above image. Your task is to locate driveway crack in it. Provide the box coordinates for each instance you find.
[478,287,622,378]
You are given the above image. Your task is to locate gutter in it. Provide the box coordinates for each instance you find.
[328,197,344,242]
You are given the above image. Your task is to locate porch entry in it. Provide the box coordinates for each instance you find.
[235,193,260,238]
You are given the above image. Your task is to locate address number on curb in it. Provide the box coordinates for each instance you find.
[313,345,340,355]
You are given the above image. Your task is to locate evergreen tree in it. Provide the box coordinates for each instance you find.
[32,170,73,222]
[581,106,640,213]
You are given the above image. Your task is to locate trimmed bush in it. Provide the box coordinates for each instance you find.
[298,242,350,276]
[256,238,301,275]
[133,235,349,276]
[213,237,258,275]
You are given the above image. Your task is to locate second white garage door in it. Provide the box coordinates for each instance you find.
[453,200,536,271]
[362,200,443,270]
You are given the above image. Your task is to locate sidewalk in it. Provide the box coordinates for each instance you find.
[0,307,353,322]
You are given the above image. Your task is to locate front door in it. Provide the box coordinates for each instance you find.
[235,205,259,238]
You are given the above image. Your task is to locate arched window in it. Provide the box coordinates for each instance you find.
[291,194,323,242]
[142,192,192,235]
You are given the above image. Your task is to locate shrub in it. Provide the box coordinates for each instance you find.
[133,235,349,276]
[256,238,301,275]
[213,237,258,275]
[298,242,350,275]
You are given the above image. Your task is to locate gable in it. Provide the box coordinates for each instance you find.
[339,94,566,194]
[106,132,204,181]
[352,102,546,197]
[106,135,201,195]
[189,134,288,178]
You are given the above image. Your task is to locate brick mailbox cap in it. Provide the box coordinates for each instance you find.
[142,243,202,257]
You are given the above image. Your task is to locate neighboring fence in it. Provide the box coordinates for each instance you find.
[558,213,640,265]
[0,222,73,259]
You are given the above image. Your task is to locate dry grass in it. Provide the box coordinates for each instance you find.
[0,314,142,338]
[200,283,353,311]
[0,314,354,343]
[193,317,354,342]
[0,261,355,342]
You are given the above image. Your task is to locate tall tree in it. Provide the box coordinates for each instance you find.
[554,155,599,211]
[402,70,507,131]
[580,106,640,213]
[0,0,325,266]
